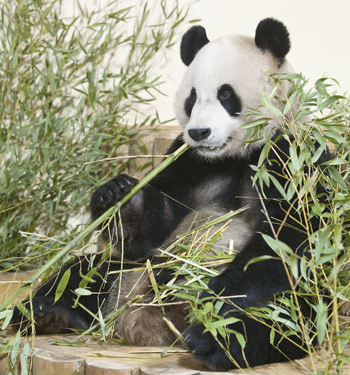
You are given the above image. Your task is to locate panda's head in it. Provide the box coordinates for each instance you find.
[174,18,293,159]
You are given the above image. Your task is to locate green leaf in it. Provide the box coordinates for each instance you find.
[55,269,71,303]
[300,257,307,280]
[261,233,294,258]
[1,309,13,329]
[74,288,93,296]
[244,255,278,271]
[241,117,271,129]
[202,302,213,314]
[294,109,311,122]
[227,329,246,348]
[11,330,21,365]
[318,95,345,111]
[270,326,275,344]
[323,130,346,145]
[261,98,283,117]
[289,142,302,171]
[328,166,347,188]
[268,175,287,200]
[0,309,13,320]
[78,267,98,289]
[98,308,105,338]
[20,343,30,375]
[204,317,241,334]
[283,89,299,115]
[299,175,317,200]
[316,299,328,344]
[322,158,348,166]
[16,301,31,319]
[12,45,20,69]
[289,254,299,278]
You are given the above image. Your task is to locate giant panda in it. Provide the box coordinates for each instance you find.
[11,18,331,371]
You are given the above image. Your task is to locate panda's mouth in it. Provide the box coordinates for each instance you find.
[197,136,232,152]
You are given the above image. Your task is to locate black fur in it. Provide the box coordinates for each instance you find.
[184,87,196,117]
[255,18,291,59]
[180,25,210,66]
[217,84,242,117]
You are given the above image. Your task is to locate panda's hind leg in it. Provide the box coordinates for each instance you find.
[117,306,173,346]
[116,303,189,346]
[184,312,307,371]
[11,255,120,335]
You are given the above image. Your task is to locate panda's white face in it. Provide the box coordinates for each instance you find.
[174,34,293,159]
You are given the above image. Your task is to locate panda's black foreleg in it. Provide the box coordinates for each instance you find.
[11,255,120,335]
[205,233,293,308]
[11,294,91,335]
[90,173,192,261]
[90,174,142,245]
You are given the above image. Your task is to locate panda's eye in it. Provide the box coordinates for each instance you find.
[221,91,231,100]
[217,84,242,117]
[190,88,197,101]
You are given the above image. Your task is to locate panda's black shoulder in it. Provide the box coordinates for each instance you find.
[166,134,187,154]
[154,134,207,185]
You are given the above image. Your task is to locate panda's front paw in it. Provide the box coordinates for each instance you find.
[90,174,139,218]
[184,324,234,371]
[11,296,88,335]
[206,274,228,296]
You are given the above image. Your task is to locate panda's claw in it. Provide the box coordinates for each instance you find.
[90,174,140,218]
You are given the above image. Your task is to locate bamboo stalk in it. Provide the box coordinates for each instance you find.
[0,143,189,311]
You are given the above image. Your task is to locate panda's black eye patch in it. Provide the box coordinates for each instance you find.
[217,84,242,117]
[184,87,196,117]
[190,88,197,100]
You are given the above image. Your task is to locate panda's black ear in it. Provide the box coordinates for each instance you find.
[255,18,290,59]
[180,26,210,66]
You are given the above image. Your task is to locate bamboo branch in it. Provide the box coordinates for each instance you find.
[0,143,189,311]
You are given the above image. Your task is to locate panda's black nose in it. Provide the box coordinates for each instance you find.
[188,128,211,141]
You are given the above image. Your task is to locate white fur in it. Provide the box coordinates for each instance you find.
[174,34,294,159]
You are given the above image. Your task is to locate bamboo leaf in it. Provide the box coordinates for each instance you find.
[12,45,20,69]
[55,269,71,303]
[261,98,283,117]
[261,233,294,258]
[244,255,279,271]
[316,299,328,344]
[204,317,241,334]
[241,117,271,129]
[75,288,93,296]
[1,310,13,330]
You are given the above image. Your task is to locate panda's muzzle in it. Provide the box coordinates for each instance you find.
[188,128,233,153]
[188,128,211,141]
